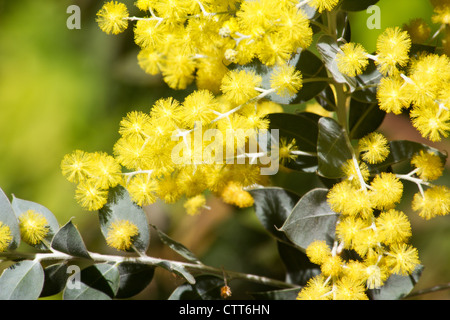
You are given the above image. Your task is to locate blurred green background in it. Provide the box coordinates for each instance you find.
[0,0,448,299]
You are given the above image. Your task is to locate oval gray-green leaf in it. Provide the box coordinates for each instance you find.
[63,263,120,300]
[98,186,150,254]
[116,262,155,299]
[51,220,91,259]
[168,275,225,300]
[0,260,45,300]
[0,188,20,250]
[40,263,70,297]
[280,188,338,250]
[11,195,60,250]
[317,117,352,179]
[151,224,200,264]
[249,187,301,242]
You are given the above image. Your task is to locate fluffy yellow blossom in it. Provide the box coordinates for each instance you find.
[358,132,390,164]
[118,111,151,139]
[220,181,254,208]
[75,181,109,211]
[0,222,12,252]
[61,150,94,184]
[369,173,404,210]
[335,217,371,249]
[411,150,444,181]
[184,194,207,216]
[410,103,450,142]
[376,76,411,114]
[270,65,303,98]
[96,1,129,35]
[321,255,344,277]
[161,53,197,90]
[341,159,370,188]
[336,43,369,77]
[296,275,331,300]
[19,210,49,245]
[126,174,158,207]
[89,152,123,189]
[310,0,340,13]
[306,240,331,265]
[106,220,139,251]
[376,209,412,245]
[138,48,161,75]
[181,90,219,127]
[327,181,371,217]
[221,70,262,105]
[385,243,420,276]
[333,277,369,300]
[412,186,450,219]
[376,27,411,75]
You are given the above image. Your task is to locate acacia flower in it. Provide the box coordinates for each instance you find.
[358,132,390,164]
[0,222,12,252]
[221,70,262,105]
[75,181,109,211]
[61,150,94,184]
[296,275,331,300]
[19,210,49,245]
[376,76,411,114]
[306,240,331,265]
[184,194,207,216]
[309,0,340,13]
[369,172,404,210]
[411,150,444,181]
[96,1,129,35]
[333,277,369,300]
[376,27,411,75]
[220,181,254,208]
[126,174,158,207]
[385,243,420,276]
[270,65,303,98]
[376,209,412,245]
[106,220,139,251]
[336,42,369,77]
[410,103,450,142]
[278,138,299,165]
[321,255,344,277]
[412,186,450,219]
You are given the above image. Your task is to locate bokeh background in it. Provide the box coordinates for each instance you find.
[0,0,448,299]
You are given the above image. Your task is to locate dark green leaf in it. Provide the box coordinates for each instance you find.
[168,275,225,300]
[116,262,155,299]
[250,287,301,300]
[11,196,60,250]
[368,265,423,300]
[51,220,91,259]
[336,11,351,42]
[151,224,200,264]
[277,241,320,286]
[63,263,120,300]
[315,85,337,111]
[230,49,328,104]
[317,117,352,179]
[40,263,70,297]
[0,188,20,250]
[0,260,45,300]
[369,140,448,172]
[349,99,386,139]
[249,187,301,242]
[267,112,320,172]
[98,186,150,254]
[316,35,357,90]
[340,0,380,11]
[281,188,338,250]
